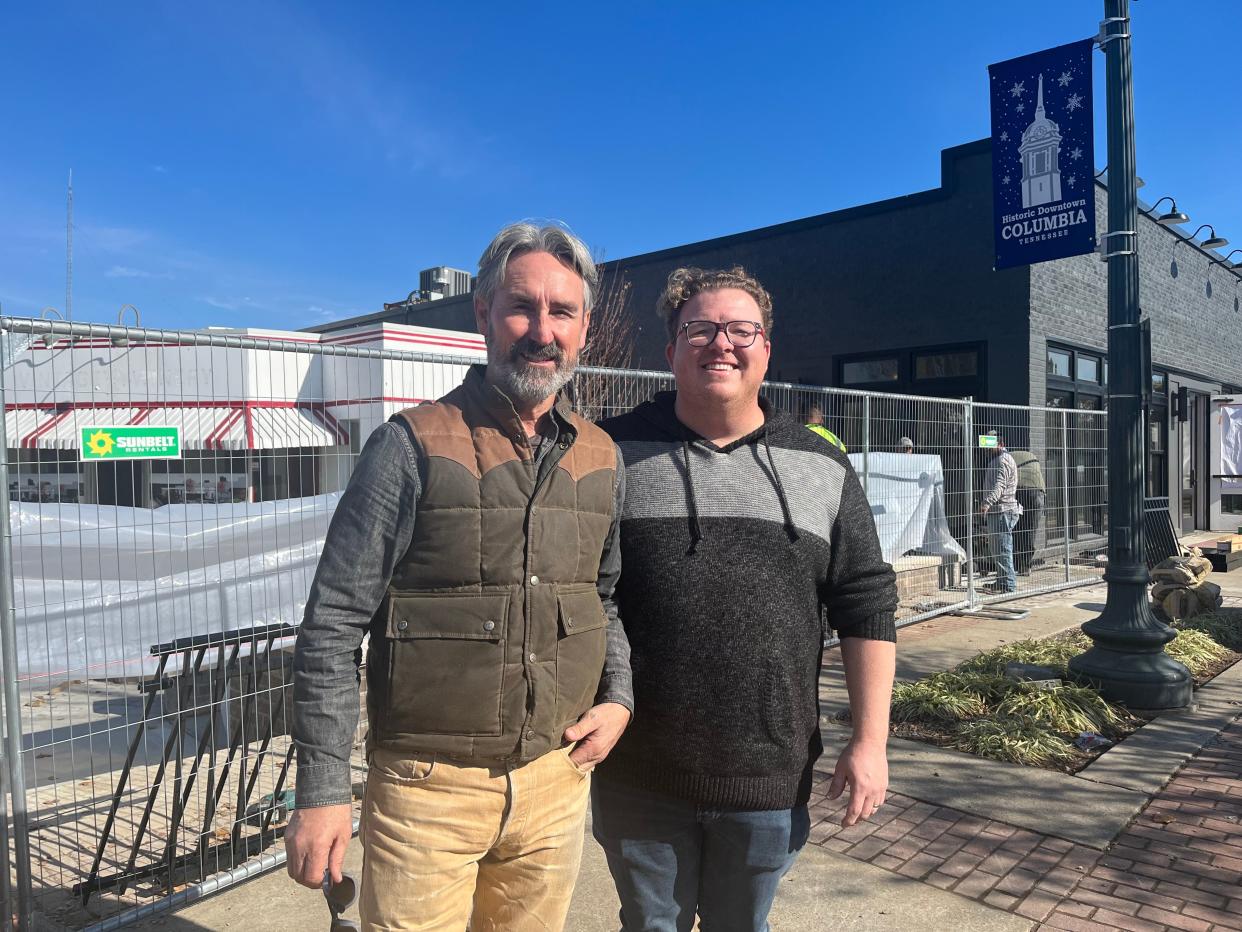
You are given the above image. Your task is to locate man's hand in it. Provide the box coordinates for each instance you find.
[979,503,989,516]
[285,803,354,889]
[563,702,631,770]
[827,738,889,827]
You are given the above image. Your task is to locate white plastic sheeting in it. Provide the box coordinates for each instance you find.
[1220,404,1242,491]
[848,452,967,566]
[9,494,340,678]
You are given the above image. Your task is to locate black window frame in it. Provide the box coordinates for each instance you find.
[835,341,987,396]
[1046,342,1105,410]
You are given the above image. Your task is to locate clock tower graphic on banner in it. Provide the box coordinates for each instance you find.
[1019,74,1063,208]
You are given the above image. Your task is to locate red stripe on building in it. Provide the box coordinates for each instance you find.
[20,409,74,449]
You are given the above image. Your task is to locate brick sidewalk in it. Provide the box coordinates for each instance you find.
[808,719,1242,931]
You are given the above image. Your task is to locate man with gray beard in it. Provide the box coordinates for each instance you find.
[287,222,632,931]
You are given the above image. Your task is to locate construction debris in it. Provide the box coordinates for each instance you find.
[1151,549,1223,621]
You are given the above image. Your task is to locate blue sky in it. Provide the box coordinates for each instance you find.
[1,1,1238,332]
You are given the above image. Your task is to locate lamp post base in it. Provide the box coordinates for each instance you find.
[1068,576,1192,711]
[1068,646,1192,710]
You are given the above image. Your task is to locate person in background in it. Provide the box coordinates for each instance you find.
[805,403,847,452]
[898,436,914,454]
[1008,448,1046,575]
[217,476,230,501]
[979,432,1023,593]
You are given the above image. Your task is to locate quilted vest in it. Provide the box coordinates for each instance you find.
[366,366,618,763]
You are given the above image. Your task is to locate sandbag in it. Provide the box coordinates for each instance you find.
[1161,588,1200,621]
[1192,580,1223,611]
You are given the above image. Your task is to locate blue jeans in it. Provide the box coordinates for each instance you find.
[591,779,810,932]
[987,510,1020,592]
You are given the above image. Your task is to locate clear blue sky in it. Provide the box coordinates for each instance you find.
[1,1,1238,332]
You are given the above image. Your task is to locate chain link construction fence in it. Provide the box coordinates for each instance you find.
[0,317,1106,929]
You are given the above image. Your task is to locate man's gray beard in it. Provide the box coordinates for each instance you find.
[487,341,577,408]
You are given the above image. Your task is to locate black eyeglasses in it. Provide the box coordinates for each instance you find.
[323,871,360,931]
[679,319,765,348]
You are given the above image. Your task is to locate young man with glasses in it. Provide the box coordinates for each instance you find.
[594,266,898,931]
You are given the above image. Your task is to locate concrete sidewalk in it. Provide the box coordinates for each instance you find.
[122,576,1242,931]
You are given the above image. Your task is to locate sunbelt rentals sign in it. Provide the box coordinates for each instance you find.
[79,426,182,461]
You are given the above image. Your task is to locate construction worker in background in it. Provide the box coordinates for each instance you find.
[1008,446,1046,576]
[805,403,847,452]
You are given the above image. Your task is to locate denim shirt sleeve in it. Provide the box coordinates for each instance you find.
[292,420,419,808]
[594,445,633,712]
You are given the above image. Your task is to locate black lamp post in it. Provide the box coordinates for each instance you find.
[1067,0,1193,710]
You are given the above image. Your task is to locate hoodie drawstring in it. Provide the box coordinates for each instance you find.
[762,433,801,544]
[681,439,704,554]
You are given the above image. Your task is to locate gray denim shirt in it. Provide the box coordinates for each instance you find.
[292,408,631,808]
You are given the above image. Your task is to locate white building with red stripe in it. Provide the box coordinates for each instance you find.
[3,322,485,507]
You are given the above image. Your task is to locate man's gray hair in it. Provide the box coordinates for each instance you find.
[475,222,598,313]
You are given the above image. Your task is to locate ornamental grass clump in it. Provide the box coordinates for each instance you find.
[993,683,1130,739]
[1173,608,1242,652]
[1164,628,1232,676]
[952,717,1078,768]
[954,632,1092,678]
[891,678,986,725]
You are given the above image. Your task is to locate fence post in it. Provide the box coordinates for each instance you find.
[1063,410,1072,582]
[861,394,870,497]
[0,326,33,931]
[964,398,976,608]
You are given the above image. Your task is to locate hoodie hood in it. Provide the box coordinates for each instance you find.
[630,391,804,552]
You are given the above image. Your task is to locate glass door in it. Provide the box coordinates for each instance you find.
[1178,390,1210,532]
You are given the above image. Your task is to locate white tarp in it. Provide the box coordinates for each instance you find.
[9,494,340,678]
[847,452,966,566]
[1220,404,1242,491]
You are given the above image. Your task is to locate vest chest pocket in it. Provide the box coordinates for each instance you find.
[384,591,511,737]
[555,585,609,722]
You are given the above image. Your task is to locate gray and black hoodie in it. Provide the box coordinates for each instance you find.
[598,392,898,811]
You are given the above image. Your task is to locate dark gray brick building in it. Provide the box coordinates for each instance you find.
[315,139,1242,531]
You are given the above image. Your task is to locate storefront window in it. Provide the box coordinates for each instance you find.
[841,358,899,385]
[1076,355,1100,384]
[915,350,977,380]
[1047,348,1071,378]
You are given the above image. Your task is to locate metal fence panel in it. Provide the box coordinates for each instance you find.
[0,317,1110,929]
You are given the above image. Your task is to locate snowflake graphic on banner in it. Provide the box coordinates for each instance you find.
[1003,174,1011,185]
[1058,71,1073,87]
[1016,102,1025,114]
[1067,174,1077,187]
[1070,147,1083,160]
[1000,131,1009,142]
[1066,92,1083,112]
[1010,80,1025,98]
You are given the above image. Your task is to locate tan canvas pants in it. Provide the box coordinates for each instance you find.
[359,745,591,931]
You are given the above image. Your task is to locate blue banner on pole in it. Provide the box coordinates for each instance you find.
[989,39,1096,269]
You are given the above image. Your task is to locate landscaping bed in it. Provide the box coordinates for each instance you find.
[859,607,1242,774]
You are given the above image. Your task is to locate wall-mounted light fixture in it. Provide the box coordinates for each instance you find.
[1144,196,1189,226]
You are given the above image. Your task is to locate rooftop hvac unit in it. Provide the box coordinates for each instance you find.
[419,266,472,298]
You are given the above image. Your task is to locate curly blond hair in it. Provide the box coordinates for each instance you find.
[656,266,774,343]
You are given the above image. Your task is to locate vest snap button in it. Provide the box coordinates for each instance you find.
[483,620,495,632]
[524,729,535,740]
[566,618,574,629]
[528,652,537,663]
[396,620,408,631]
[530,574,539,585]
